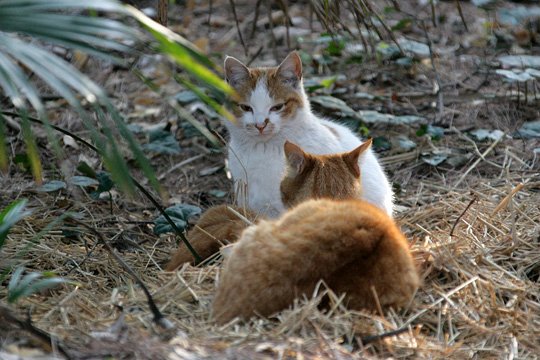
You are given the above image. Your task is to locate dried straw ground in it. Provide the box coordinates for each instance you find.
[2,1,540,359]
[2,156,539,359]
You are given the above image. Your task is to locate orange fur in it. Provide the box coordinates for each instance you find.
[280,140,371,208]
[165,142,370,270]
[164,205,256,270]
[212,142,419,323]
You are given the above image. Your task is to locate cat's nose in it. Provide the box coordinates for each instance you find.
[255,119,269,133]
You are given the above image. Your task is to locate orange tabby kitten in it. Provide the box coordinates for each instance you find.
[165,141,370,269]
[212,141,419,324]
[164,205,256,270]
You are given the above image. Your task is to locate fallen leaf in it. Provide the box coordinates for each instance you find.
[62,135,79,149]
[38,181,66,192]
[421,153,448,166]
[175,90,199,105]
[446,153,473,167]
[469,129,504,141]
[499,55,540,69]
[310,96,361,120]
[497,6,540,26]
[208,189,227,198]
[396,136,417,151]
[495,69,533,82]
[514,120,540,139]
[70,176,99,187]
[359,111,425,125]
[199,165,224,177]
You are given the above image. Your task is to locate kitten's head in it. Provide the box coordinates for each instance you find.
[280,139,373,208]
[224,51,306,139]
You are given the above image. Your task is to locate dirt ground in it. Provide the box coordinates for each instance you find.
[1,1,540,359]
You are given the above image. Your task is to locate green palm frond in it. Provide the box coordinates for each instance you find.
[0,0,146,190]
[0,0,233,199]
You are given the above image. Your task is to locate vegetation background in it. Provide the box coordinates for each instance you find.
[1,0,539,359]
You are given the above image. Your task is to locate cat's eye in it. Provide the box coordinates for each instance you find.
[270,103,285,112]
[239,104,252,112]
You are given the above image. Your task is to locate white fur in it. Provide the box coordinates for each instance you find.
[224,77,394,218]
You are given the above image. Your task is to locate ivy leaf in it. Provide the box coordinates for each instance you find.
[89,171,115,199]
[37,180,66,192]
[14,153,31,172]
[153,204,201,235]
[416,124,444,141]
[76,161,97,178]
[142,128,181,155]
[372,136,392,152]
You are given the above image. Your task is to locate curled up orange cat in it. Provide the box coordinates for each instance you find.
[208,140,420,323]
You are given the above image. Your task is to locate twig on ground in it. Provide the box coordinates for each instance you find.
[266,0,279,62]
[361,0,404,55]
[246,45,264,66]
[450,193,478,237]
[359,326,411,345]
[492,183,525,216]
[453,135,505,188]
[250,0,263,39]
[455,0,468,31]
[228,0,248,57]
[421,20,444,121]
[157,0,168,26]
[0,304,72,359]
[276,0,291,50]
[207,0,213,36]
[158,154,205,180]
[430,0,437,27]
[70,218,174,330]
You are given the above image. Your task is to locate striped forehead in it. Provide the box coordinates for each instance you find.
[249,77,272,110]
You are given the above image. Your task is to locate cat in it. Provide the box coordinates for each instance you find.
[164,205,256,270]
[164,140,371,269]
[211,141,419,324]
[223,51,393,218]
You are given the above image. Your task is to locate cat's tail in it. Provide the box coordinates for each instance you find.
[164,205,255,271]
[212,199,419,323]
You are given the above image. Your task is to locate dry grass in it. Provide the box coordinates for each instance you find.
[2,0,540,359]
[1,139,539,359]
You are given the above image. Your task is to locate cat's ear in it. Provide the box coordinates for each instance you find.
[344,138,372,178]
[276,51,302,86]
[284,141,307,174]
[224,56,250,87]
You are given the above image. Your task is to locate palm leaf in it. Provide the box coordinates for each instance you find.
[126,6,237,101]
[0,112,7,172]
[0,0,146,193]
[7,267,68,303]
[0,198,31,249]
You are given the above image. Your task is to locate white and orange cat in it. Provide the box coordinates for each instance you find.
[212,141,419,324]
[224,51,393,217]
[164,140,372,269]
